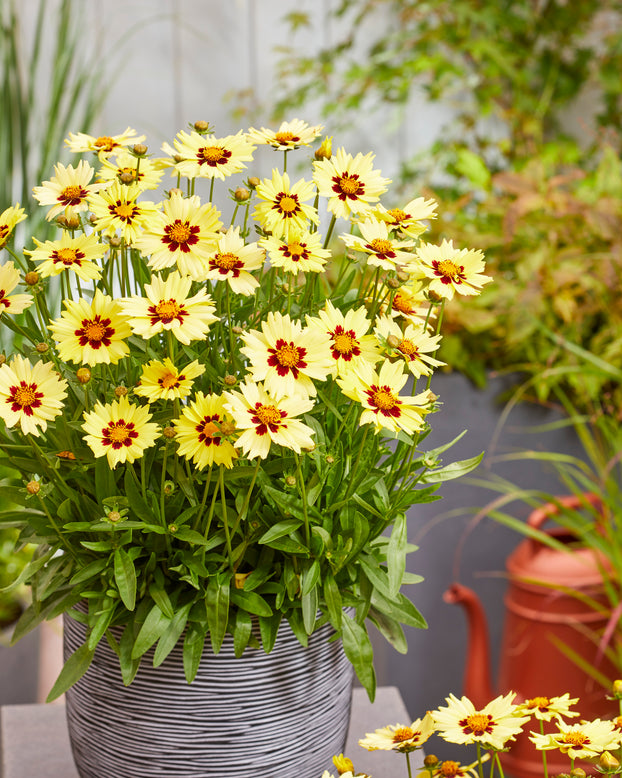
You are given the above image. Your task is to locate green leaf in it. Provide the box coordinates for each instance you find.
[323,572,343,629]
[148,584,175,620]
[131,604,169,659]
[301,559,321,596]
[119,624,141,686]
[183,624,205,684]
[421,453,484,483]
[368,606,408,654]
[230,588,273,618]
[258,612,282,653]
[114,548,136,611]
[386,513,407,598]
[341,615,376,701]
[233,609,252,658]
[153,602,192,667]
[124,467,155,523]
[170,527,211,545]
[46,643,95,702]
[371,589,427,630]
[206,575,230,652]
[302,587,318,634]
[87,605,115,650]
[258,519,303,545]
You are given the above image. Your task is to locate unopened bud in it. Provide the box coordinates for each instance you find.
[234,186,250,202]
[326,455,335,464]
[0,354,6,365]
[387,334,400,349]
[193,120,210,133]
[613,680,622,695]
[89,213,98,224]
[173,154,184,163]
[247,176,260,189]
[114,385,128,397]
[56,214,69,228]
[109,236,122,248]
[386,277,400,289]
[220,421,236,436]
[168,188,183,198]
[118,170,135,184]
[285,475,297,487]
[223,374,237,386]
[168,523,178,533]
[26,480,40,495]
[35,342,49,353]
[65,213,81,230]
[163,426,176,439]
[599,753,620,770]
[332,754,354,774]
[24,271,39,286]
[232,325,244,335]
[315,135,332,160]
[396,269,410,283]
[570,769,586,778]
[427,289,443,304]
[133,143,148,156]
[163,480,175,496]
[424,755,439,768]
[107,510,121,523]
[76,367,91,384]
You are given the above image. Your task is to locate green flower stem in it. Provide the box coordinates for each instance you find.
[539,720,549,778]
[218,466,234,571]
[225,285,236,370]
[476,743,485,778]
[295,453,310,546]
[166,330,176,364]
[194,465,213,532]
[405,751,413,778]
[342,425,370,504]
[494,751,505,778]
[241,198,252,239]
[283,149,288,174]
[209,177,215,203]
[160,441,170,525]
[203,470,220,540]
[231,458,261,537]
[231,203,240,227]
[34,491,78,562]
[322,214,337,250]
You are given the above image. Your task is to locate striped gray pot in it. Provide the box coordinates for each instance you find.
[63,612,354,778]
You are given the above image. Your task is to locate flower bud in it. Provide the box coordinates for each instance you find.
[76,367,91,384]
[193,120,210,133]
[35,342,49,354]
[26,480,40,495]
[599,753,619,770]
[219,421,236,436]
[0,354,6,365]
[315,135,332,160]
[163,480,175,496]
[386,334,400,349]
[163,426,176,439]
[133,143,148,156]
[285,475,297,487]
[168,188,184,198]
[65,213,81,230]
[168,523,178,533]
[427,289,443,304]
[89,213,98,225]
[107,510,121,523]
[247,176,260,189]
[423,755,439,767]
[234,186,250,202]
[109,236,122,248]
[24,271,39,286]
[173,154,185,163]
[118,170,136,184]
[386,277,400,289]
[232,325,245,335]
[326,455,335,465]
[332,753,355,774]
[223,374,237,386]
[234,571,250,589]
[114,385,128,397]
[570,769,587,778]
[613,680,622,696]
[56,214,69,228]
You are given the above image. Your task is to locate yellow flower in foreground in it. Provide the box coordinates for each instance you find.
[82,395,159,468]
[337,359,432,437]
[0,356,67,436]
[26,232,106,281]
[515,694,579,723]
[49,289,131,365]
[408,239,492,301]
[260,229,331,275]
[224,380,314,460]
[340,219,414,271]
[359,712,435,753]
[428,758,485,778]
[332,753,355,774]
[254,169,318,241]
[169,130,255,180]
[530,718,621,760]
[32,160,110,221]
[432,692,530,751]
[65,127,146,156]
[120,271,218,345]
[97,150,164,191]
[172,392,238,470]
[134,358,205,402]
[372,196,438,238]
[0,204,26,249]
[205,226,265,295]
[0,261,33,316]
[88,181,158,245]
[313,147,390,219]
[374,314,445,379]
[135,191,222,279]
[247,118,323,149]
[240,311,332,400]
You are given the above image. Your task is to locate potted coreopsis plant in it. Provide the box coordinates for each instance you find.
[0,119,489,778]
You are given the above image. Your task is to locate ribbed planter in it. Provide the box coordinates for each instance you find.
[64,612,354,778]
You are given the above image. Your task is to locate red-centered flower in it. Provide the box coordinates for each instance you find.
[266,338,308,380]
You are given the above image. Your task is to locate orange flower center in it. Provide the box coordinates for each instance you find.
[398,338,417,357]
[392,726,415,743]
[84,321,107,342]
[276,343,301,367]
[60,185,84,200]
[56,248,78,264]
[526,696,550,710]
[287,242,304,259]
[108,424,132,444]
[563,732,588,747]
[160,371,179,389]
[12,385,37,409]
[275,131,297,143]
[213,252,239,271]
[168,222,192,244]
[201,420,219,438]
[440,761,461,778]
[156,300,182,320]
[337,174,362,196]
[333,332,356,354]
[392,292,415,315]
[436,259,461,280]
[370,238,393,255]
[114,203,135,219]
[201,146,227,164]
[388,208,408,222]
[95,136,116,151]
[278,195,298,214]
[464,713,491,736]
[255,404,282,426]
[372,389,397,410]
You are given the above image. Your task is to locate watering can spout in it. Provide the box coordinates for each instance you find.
[443,582,495,707]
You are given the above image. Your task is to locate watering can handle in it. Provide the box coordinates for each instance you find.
[527,492,602,531]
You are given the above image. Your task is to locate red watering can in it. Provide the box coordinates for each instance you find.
[444,494,618,778]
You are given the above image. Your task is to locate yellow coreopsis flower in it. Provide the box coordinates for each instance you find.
[205,226,265,295]
[359,712,435,753]
[120,271,218,345]
[26,232,106,281]
[172,392,238,470]
[168,130,255,180]
[407,239,492,301]
[135,191,222,280]
[134,358,205,402]
[530,718,621,760]
[49,289,131,365]
[0,261,33,316]
[82,395,159,468]
[65,127,146,156]
[224,380,315,460]
[253,169,318,241]
[340,218,415,271]
[374,314,445,379]
[259,228,331,275]
[515,694,579,723]
[0,204,26,249]
[88,181,158,245]
[0,355,67,436]
[32,160,110,221]
[371,196,438,238]
[247,118,324,150]
[97,150,164,191]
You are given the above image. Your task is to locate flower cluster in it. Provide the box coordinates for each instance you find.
[327,687,622,778]
[0,118,489,698]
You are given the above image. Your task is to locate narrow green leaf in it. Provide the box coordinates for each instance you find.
[258,519,303,545]
[323,572,343,629]
[153,602,192,667]
[183,624,205,684]
[386,513,407,598]
[114,548,136,611]
[230,588,273,618]
[301,559,321,596]
[131,604,169,659]
[258,612,282,653]
[302,587,318,634]
[233,609,252,658]
[46,643,95,702]
[341,615,376,701]
[206,575,230,652]
[148,584,175,620]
